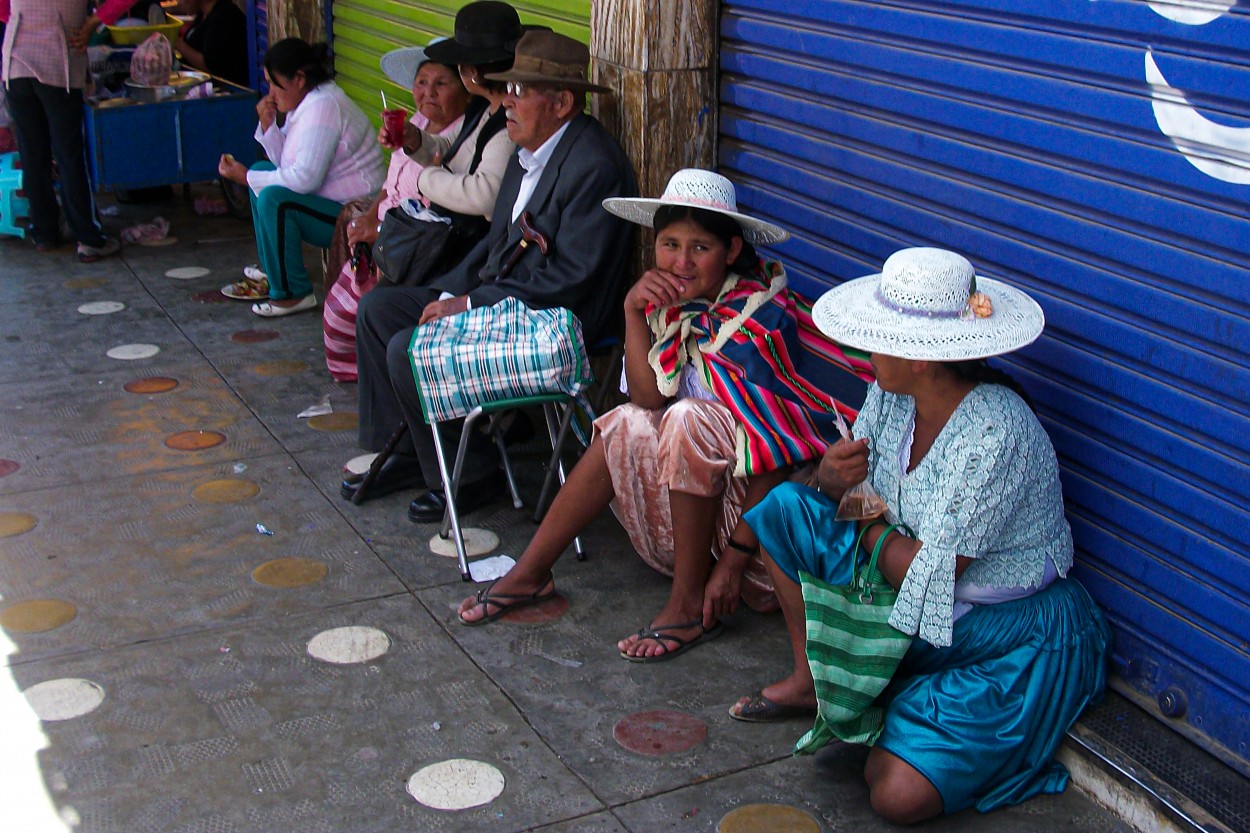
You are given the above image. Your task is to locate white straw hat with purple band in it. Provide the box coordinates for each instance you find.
[812,247,1045,361]
[601,168,790,245]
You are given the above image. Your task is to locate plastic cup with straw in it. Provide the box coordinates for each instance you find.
[381,89,407,147]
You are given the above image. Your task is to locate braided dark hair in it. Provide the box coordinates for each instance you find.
[948,359,1035,411]
[265,38,334,88]
[653,205,760,275]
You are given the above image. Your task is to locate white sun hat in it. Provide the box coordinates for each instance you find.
[380,37,449,89]
[601,168,790,246]
[812,247,1045,361]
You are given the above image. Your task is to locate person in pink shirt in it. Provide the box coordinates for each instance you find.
[1,0,136,261]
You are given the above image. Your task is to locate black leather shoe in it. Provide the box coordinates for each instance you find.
[340,454,426,502]
[408,475,506,524]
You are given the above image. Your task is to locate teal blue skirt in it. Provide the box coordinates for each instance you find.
[745,482,1111,814]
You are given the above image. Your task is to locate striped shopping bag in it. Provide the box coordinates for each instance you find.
[793,523,915,753]
[408,296,593,423]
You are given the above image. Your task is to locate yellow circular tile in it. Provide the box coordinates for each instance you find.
[124,376,179,394]
[307,412,358,432]
[63,277,107,289]
[165,430,227,451]
[251,557,329,588]
[251,360,309,377]
[0,512,37,538]
[717,805,821,833]
[192,479,260,504]
[0,599,78,633]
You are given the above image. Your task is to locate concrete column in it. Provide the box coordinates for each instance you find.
[589,0,718,201]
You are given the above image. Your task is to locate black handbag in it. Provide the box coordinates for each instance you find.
[372,103,503,287]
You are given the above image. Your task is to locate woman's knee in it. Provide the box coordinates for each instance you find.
[866,753,943,824]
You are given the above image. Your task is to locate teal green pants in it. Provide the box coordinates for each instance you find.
[248,162,344,300]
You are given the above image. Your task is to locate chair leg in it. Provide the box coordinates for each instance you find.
[536,402,585,560]
[351,421,408,505]
[492,415,525,510]
[429,420,472,581]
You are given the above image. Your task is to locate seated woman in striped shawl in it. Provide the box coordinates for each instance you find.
[456,169,870,660]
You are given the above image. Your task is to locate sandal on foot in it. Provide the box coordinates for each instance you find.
[728,690,817,723]
[459,576,556,627]
[619,618,722,663]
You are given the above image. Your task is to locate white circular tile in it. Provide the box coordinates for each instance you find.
[306,626,390,664]
[406,759,505,810]
[342,453,378,476]
[23,678,105,721]
[106,343,160,360]
[428,528,500,558]
[165,266,210,280]
[77,301,125,315]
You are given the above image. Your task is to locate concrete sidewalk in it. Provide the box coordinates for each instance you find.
[0,192,1127,833]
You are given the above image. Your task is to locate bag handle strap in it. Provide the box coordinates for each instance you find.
[858,520,914,600]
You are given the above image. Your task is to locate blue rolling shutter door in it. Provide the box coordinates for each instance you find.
[246,0,268,92]
[719,0,1250,773]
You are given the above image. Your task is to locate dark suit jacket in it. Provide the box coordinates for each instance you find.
[430,113,638,343]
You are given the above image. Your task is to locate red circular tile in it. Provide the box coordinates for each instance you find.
[613,710,707,756]
[191,290,231,303]
[0,460,18,477]
[124,377,179,394]
[164,430,227,450]
[498,593,569,624]
[231,329,280,344]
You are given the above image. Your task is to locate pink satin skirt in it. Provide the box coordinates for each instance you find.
[595,400,778,612]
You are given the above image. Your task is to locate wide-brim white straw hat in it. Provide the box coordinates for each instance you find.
[812,247,1045,361]
[380,37,448,89]
[601,168,790,246]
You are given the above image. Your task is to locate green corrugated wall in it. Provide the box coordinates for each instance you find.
[331,1,591,127]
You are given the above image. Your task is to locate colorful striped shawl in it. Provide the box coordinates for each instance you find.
[646,261,875,477]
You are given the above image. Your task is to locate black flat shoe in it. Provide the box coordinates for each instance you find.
[339,454,426,502]
[408,475,506,524]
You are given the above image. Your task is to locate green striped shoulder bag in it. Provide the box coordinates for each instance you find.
[794,521,915,754]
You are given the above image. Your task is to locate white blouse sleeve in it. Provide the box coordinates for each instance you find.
[247,94,341,196]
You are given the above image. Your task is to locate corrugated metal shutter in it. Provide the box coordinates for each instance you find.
[720,0,1250,773]
[246,0,268,91]
[329,1,590,127]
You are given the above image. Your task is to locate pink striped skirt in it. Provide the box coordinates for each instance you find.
[322,259,378,382]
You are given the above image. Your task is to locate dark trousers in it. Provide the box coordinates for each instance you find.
[6,78,105,247]
[356,284,498,490]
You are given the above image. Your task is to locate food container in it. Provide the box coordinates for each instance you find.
[106,15,183,47]
[125,70,211,103]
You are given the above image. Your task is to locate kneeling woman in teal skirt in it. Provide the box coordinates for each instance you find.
[736,247,1110,823]
[218,38,383,317]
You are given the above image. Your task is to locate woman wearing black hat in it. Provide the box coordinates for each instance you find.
[380,0,540,220]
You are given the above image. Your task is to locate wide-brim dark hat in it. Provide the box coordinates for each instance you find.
[424,1,526,66]
[485,30,610,93]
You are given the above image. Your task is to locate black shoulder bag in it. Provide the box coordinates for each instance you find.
[373,103,506,287]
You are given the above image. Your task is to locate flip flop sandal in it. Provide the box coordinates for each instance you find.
[728,690,818,723]
[619,618,723,663]
[459,576,557,626]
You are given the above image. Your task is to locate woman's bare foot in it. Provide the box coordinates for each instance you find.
[457,572,554,624]
[617,600,713,660]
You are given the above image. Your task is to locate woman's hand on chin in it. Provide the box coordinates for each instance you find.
[625,268,686,313]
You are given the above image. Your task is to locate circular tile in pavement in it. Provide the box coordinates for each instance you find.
[64,277,107,289]
[138,236,178,247]
[165,266,210,280]
[0,511,37,538]
[124,376,179,394]
[0,599,78,633]
[192,478,260,504]
[306,626,390,664]
[251,359,309,377]
[0,460,19,477]
[495,592,568,625]
[717,805,822,833]
[165,430,227,451]
[613,710,708,757]
[23,678,106,721]
[406,759,505,810]
[308,412,358,432]
[343,453,377,475]
[428,528,499,559]
[107,343,160,360]
[77,301,125,315]
[252,557,329,588]
[231,329,280,344]
[191,289,231,303]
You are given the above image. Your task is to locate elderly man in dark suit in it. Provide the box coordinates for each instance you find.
[344,30,637,523]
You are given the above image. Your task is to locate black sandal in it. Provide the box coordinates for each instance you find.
[618,618,722,663]
[458,576,556,627]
